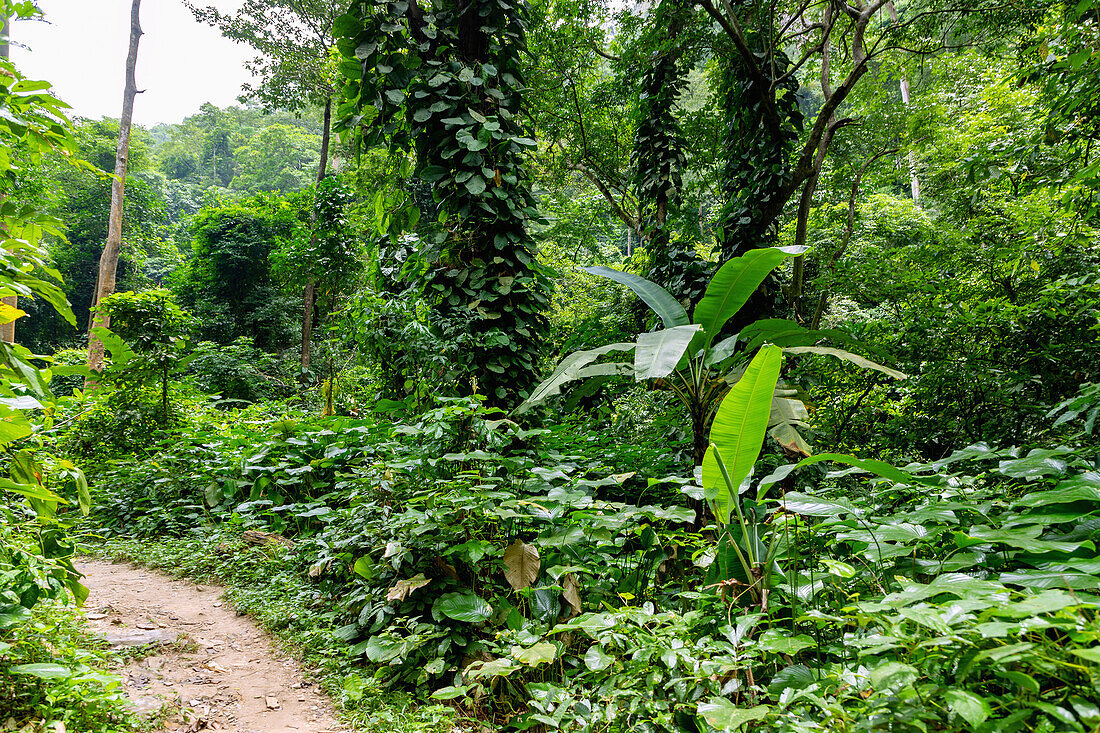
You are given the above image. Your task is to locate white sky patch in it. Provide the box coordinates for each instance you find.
[10,0,256,126]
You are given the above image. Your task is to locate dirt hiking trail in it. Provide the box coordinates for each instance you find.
[77,559,347,733]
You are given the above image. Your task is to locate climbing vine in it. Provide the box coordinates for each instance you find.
[334,0,551,405]
[713,29,804,260]
[630,0,709,305]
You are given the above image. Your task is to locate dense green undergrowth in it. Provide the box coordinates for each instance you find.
[67,395,1100,733]
[0,601,135,733]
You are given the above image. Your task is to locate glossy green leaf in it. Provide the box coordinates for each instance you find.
[782,346,907,380]
[777,492,858,516]
[584,644,612,671]
[584,266,689,329]
[794,453,938,486]
[435,592,492,623]
[9,663,70,679]
[703,345,783,523]
[693,247,803,349]
[697,699,769,731]
[513,642,557,666]
[945,689,991,727]
[515,342,634,413]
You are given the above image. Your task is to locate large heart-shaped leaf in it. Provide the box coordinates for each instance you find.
[434,592,492,623]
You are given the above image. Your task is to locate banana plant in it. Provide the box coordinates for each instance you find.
[516,246,905,464]
[701,345,788,610]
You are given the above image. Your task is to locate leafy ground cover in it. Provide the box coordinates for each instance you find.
[68,392,1100,732]
[0,601,138,733]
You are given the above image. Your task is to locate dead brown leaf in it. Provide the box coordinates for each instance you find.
[385,573,432,602]
[561,573,581,616]
[503,539,540,590]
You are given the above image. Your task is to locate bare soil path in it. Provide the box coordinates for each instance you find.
[77,559,347,733]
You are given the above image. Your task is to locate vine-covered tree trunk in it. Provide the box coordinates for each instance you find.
[336,0,551,406]
[87,0,142,381]
[631,0,707,306]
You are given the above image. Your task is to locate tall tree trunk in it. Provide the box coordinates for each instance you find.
[0,13,14,345]
[888,2,921,203]
[86,0,142,382]
[300,95,331,373]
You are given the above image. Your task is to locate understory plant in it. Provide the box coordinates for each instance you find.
[518,246,904,463]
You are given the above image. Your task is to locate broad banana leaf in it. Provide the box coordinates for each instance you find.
[515,342,634,413]
[783,346,907,380]
[704,334,740,367]
[692,247,804,350]
[793,453,939,486]
[702,345,783,523]
[741,319,892,358]
[585,266,689,329]
[635,325,701,380]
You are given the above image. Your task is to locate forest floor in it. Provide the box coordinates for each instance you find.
[77,559,347,733]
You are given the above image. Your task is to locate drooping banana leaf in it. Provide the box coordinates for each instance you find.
[515,342,634,413]
[794,453,939,486]
[584,266,689,329]
[692,247,804,350]
[702,345,783,523]
[782,346,907,380]
[741,319,891,358]
[635,325,701,380]
[768,423,813,458]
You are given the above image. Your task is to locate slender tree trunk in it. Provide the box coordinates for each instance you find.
[301,95,332,373]
[888,2,921,203]
[0,14,14,345]
[87,0,142,383]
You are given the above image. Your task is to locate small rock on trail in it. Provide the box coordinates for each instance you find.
[77,559,347,733]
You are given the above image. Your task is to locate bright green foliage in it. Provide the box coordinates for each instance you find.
[702,345,782,524]
[0,603,134,730]
[177,192,304,348]
[78,394,1100,733]
[271,176,364,320]
[1023,0,1100,217]
[92,289,195,427]
[0,6,96,712]
[520,246,898,464]
[334,0,552,404]
[232,123,323,195]
[17,119,170,351]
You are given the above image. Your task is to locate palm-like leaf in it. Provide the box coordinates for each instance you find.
[635,325,701,380]
[692,247,804,349]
